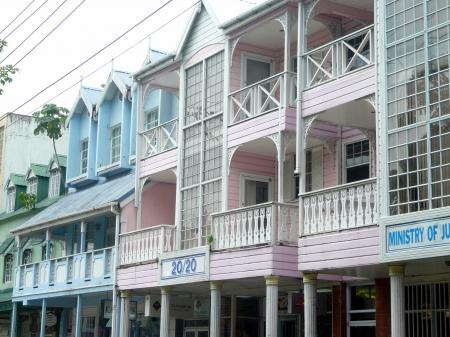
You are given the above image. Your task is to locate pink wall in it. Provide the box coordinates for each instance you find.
[121,201,137,234]
[228,150,277,209]
[141,182,176,229]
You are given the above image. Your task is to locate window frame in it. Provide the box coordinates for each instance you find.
[239,173,273,207]
[6,187,15,213]
[22,249,33,265]
[144,106,159,131]
[80,139,89,175]
[346,284,376,337]
[3,254,13,283]
[240,52,274,87]
[110,124,122,164]
[27,176,38,195]
[343,138,371,183]
[48,169,61,198]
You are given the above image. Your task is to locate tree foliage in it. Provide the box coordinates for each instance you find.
[33,104,68,166]
[0,39,18,95]
[19,192,36,210]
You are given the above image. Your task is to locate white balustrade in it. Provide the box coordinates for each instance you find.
[15,247,114,292]
[141,119,178,158]
[211,202,298,250]
[305,25,374,88]
[119,225,176,265]
[301,178,377,236]
[229,71,296,125]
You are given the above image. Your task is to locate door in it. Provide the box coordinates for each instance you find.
[243,55,273,116]
[278,316,299,337]
[245,58,271,86]
[184,328,208,337]
[241,175,272,207]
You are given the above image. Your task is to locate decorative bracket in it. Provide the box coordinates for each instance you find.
[362,94,376,111]
[227,146,240,175]
[229,36,242,68]
[303,115,318,146]
[305,0,320,27]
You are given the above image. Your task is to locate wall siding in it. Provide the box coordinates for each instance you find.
[298,226,380,271]
[117,263,159,290]
[140,148,178,178]
[182,6,225,61]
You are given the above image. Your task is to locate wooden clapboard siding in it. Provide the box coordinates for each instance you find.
[228,151,277,209]
[140,148,177,179]
[117,263,159,290]
[210,245,298,280]
[182,5,225,60]
[298,226,380,271]
[301,66,375,117]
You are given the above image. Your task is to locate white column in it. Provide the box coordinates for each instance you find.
[10,302,17,337]
[40,299,47,337]
[265,275,279,337]
[80,221,87,253]
[303,273,317,337]
[119,291,130,337]
[390,264,405,337]
[160,287,170,337]
[210,282,222,337]
[74,295,82,337]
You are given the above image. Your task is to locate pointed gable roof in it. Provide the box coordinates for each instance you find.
[48,155,67,171]
[67,86,103,125]
[98,70,132,107]
[25,164,50,180]
[5,174,26,190]
[175,0,225,60]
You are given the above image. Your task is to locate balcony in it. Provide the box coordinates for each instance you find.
[14,247,114,298]
[304,25,374,89]
[119,225,176,266]
[141,119,178,158]
[301,178,377,236]
[229,71,296,125]
[211,202,298,250]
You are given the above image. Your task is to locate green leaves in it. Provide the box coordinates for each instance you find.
[0,39,18,95]
[33,103,68,140]
[19,192,36,210]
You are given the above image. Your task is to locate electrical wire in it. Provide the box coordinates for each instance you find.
[4,0,198,129]
[2,0,49,40]
[13,0,86,67]
[0,0,37,36]
[0,0,70,64]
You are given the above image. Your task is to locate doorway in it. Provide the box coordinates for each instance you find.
[278,315,299,337]
[240,174,273,207]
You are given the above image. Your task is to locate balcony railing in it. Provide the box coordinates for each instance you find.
[304,25,374,88]
[301,178,377,236]
[229,71,296,125]
[119,225,176,266]
[141,119,178,158]
[15,247,114,292]
[211,202,298,250]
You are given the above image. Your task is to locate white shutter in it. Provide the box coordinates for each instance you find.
[311,146,323,190]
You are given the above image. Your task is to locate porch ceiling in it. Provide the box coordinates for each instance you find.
[239,18,298,50]
[315,100,375,130]
[148,70,179,90]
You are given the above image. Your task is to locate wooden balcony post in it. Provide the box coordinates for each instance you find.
[10,302,17,337]
[75,295,82,337]
[39,299,47,337]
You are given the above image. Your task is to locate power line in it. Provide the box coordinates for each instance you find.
[8,0,175,115]
[14,0,86,67]
[2,0,49,40]
[5,0,197,130]
[0,0,37,36]
[0,0,70,64]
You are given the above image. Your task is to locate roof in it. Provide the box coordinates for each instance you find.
[67,86,103,125]
[6,174,26,189]
[12,173,135,234]
[48,154,67,170]
[0,196,61,223]
[27,163,50,179]
[0,237,14,254]
[98,70,133,106]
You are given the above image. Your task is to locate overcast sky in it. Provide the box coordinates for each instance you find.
[0,0,265,117]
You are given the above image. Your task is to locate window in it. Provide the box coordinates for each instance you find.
[305,150,313,192]
[81,316,96,337]
[6,188,15,213]
[3,254,13,282]
[145,107,159,130]
[22,249,32,264]
[27,177,37,195]
[42,243,53,260]
[110,125,121,164]
[346,140,370,183]
[48,169,61,198]
[80,139,88,174]
[348,285,376,337]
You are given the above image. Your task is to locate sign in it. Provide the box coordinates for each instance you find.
[159,246,210,286]
[386,218,450,252]
[193,298,209,318]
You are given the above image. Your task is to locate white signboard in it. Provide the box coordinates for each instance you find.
[159,246,210,286]
[386,218,450,253]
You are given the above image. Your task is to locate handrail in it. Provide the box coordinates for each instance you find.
[139,118,178,135]
[229,71,296,96]
[304,25,374,56]
[300,177,377,198]
[119,224,175,237]
[18,246,114,267]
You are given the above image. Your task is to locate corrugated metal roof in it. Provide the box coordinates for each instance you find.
[8,174,26,187]
[84,87,103,105]
[29,163,50,177]
[0,196,60,222]
[0,237,14,254]
[13,173,135,234]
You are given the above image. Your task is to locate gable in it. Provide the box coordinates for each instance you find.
[181,5,225,60]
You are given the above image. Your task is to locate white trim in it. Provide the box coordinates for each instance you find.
[341,136,370,184]
[240,52,274,87]
[175,3,202,60]
[239,172,273,207]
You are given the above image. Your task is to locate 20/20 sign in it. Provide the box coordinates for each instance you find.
[171,257,197,276]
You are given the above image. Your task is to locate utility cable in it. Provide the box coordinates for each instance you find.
[2,0,49,40]
[0,0,70,64]
[13,0,86,67]
[0,0,37,36]
[8,0,174,114]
